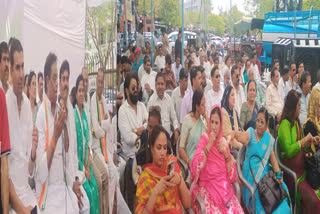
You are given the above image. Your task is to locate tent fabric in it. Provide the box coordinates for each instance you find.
[1,0,86,88]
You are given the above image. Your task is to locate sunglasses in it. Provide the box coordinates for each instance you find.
[215,74,220,79]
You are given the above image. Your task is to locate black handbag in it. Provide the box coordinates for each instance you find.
[304,144,320,189]
[249,154,288,214]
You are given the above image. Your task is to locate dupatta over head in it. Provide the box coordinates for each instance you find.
[190,104,237,208]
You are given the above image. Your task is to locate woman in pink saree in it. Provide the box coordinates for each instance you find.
[190,105,244,214]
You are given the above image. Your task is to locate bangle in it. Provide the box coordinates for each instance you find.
[145,206,152,214]
[51,138,56,150]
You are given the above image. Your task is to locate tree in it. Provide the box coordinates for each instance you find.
[207,14,225,36]
[220,5,245,34]
[86,1,117,69]
[136,0,181,28]
[244,0,274,18]
[303,0,320,10]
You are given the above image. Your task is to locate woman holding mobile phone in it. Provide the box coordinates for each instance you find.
[135,125,191,214]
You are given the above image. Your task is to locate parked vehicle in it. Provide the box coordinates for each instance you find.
[168,31,197,52]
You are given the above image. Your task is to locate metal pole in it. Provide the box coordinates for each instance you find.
[294,0,297,38]
[204,0,206,39]
[308,6,313,38]
[144,0,146,41]
[151,0,154,67]
[230,0,232,55]
[182,0,184,68]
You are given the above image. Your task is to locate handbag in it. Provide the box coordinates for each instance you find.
[249,154,288,214]
[304,144,320,189]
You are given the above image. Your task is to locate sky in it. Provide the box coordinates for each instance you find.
[210,0,247,15]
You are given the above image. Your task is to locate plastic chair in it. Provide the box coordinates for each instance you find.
[176,137,191,185]
[274,138,297,214]
[236,146,256,213]
[176,137,206,213]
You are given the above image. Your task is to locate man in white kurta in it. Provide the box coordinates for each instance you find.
[6,85,40,213]
[91,70,130,213]
[60,61,90,214]
[36,53,79,214]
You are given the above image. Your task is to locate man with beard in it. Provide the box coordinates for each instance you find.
[36,52,79,213]
[230,65,245,114]
[118,72,148,160]
[0,42,10,93]
[147,72,180,145]
[59,60,90,214]
[162,54,176,91]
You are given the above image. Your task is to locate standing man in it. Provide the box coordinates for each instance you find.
[59,60,90,214]
[196,29,202,50]
[82,67,90,116]
[0,42,10,93]
[136,23,145,59]
[6,38,40,213]
[171,69,188,125]
[175,29,182,60]
[37,72,44,104]
[297,72,311,124]
[172,55,182,84]
[161,27,169,56]
[36,52,79,213]
[250,53,261,81]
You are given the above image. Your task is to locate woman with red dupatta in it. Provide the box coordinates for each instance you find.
[135,125,191,214]
[190,105,244,214]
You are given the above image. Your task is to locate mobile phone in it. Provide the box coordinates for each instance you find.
[167,160,175,176]
[31,206,37,214]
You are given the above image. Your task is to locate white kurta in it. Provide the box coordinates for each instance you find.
[6,88,40,213]
[90,92,117,213]
[35,94,79,214]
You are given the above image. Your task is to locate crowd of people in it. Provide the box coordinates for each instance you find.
[0,38,131,214]
[1,27,320,214]
[116,24,320,214]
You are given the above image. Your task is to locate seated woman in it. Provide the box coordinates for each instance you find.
[190,105,244,214]
[179,89,208,168]
[221,85,243,156]
[74,75,100,214]
[135,125,191,213]
[240,80,260,130]
[233,107,292,213]
[303,87,320,139]
[278,90,320,213]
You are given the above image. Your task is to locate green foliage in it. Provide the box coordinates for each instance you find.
[136,0,181,28]
[303,0,320,10]
[220,5,245,35]
[207,14,225,36]
[245,0,274,18]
